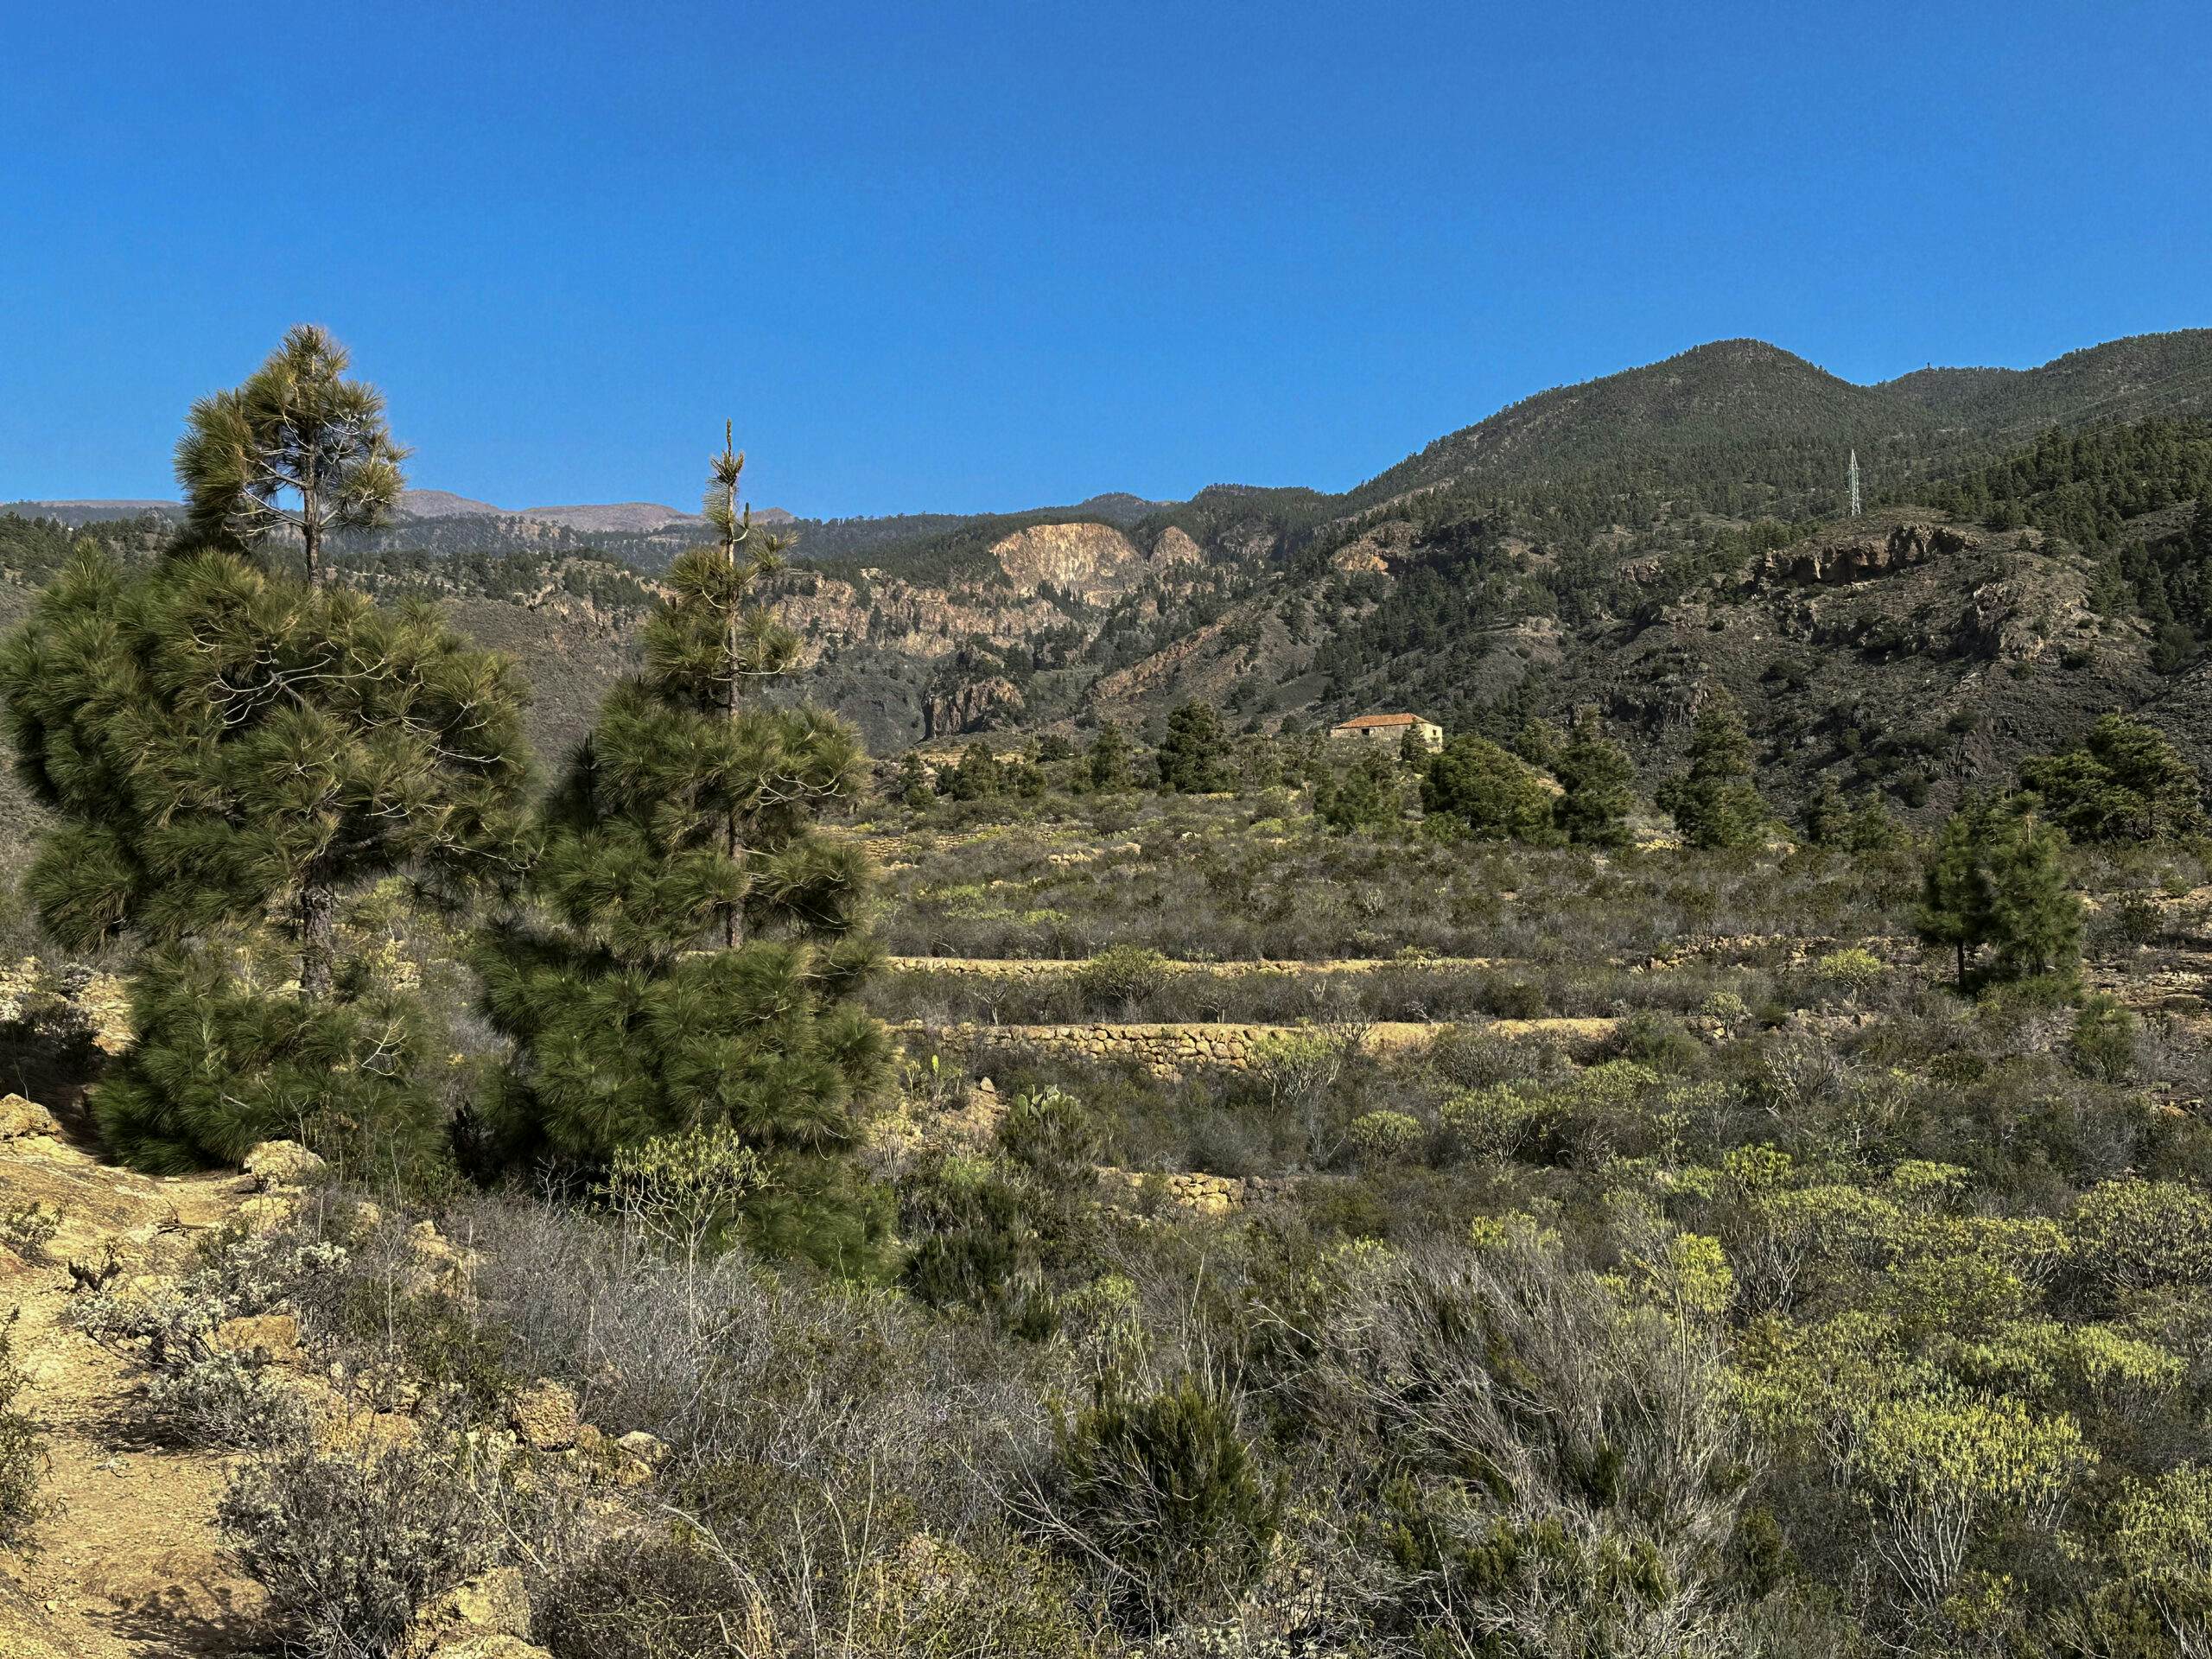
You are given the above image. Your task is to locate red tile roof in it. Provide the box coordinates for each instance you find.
[1333,713,1429,730]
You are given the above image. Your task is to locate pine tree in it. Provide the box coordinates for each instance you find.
[1916,796,2082,992]
[477,429,888,1272]
[938,741,1002,801]
[1802,779,1853,848]
[1088,721,1135,791]
[1156,702,1229,792]
[1315,748,1402,834]
[1510,717,1562,771]
[2018,714,2205,842]
[1421,735,1560,843]
[1552,711,1636,848]
[0,333,531,1172]
[174,324,409,588]
[1657,688,1771,849]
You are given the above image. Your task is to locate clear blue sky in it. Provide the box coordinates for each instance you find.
[3,1,2207,518]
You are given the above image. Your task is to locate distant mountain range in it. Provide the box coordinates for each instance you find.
[8,329,2211,810]
[2,489,791,537]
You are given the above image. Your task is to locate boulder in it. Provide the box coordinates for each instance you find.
[243,1141,329,1190]
[510,1380,581,1452]
[0,1094,60,1140]
[398,1567,531,1659]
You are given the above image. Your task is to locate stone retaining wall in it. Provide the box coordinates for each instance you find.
[883,956,1506,980]
[902,1017,1615,1079]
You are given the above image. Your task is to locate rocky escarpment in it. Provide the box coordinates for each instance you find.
[922,674,1025,738]
[988,523,1148,603]
[1756,521,1972,587]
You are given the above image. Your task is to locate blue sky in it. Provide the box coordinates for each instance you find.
[3,1,2207,518]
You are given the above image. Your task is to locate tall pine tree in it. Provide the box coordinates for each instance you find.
[0,330,531,1171]
[477,429,889,1272]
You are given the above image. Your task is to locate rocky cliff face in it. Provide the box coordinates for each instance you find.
[1757,521,1971,587]
[988,522,1149,603]
[923,675,1025,738]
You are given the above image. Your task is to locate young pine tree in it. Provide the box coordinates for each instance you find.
[1156,702,1230,792]
[1657,687,1771,850]
[477,429,889,1272]
[1421,735,1560,844]
[1917,796,2082,992]
[1,334,531,1171]
[1088,721,1135,791]
[174,324,410,589]
[1551,711,1637,848]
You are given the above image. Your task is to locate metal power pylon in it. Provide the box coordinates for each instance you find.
[1847,448,1863,518]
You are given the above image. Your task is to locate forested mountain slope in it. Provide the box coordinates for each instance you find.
[9,331,2210,820]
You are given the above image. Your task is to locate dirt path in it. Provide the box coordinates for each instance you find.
[0,1116,259,1658]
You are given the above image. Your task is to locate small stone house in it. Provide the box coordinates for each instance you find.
[1330,712,1443,751]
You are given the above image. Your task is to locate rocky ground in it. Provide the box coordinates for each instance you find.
[0,1095,257,1658]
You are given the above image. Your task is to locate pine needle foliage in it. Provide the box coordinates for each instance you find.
[477,430,889,1274]
[0,331,531,1175]
[174,324,410,588]
[0,542,535,987]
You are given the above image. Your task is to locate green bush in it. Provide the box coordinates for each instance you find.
[1346,1109,1425,1163]
[998,1085,1106,1187]
[1039,1374,1277,1631]
[1071,945,1173,1014]
[0,1313,43,1547]
[2072,1179,2212,1297]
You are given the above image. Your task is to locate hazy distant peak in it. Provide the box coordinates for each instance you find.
[397,489,505,518]
[518,502,706,533]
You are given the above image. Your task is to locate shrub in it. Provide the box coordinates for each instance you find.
[1033,1374,1277,1631]
[2071,1180,2212,1297]
[0,1313,43,1547]
[541,1529,753,1659]
[2069,995,2140,1083]
[1072,944,1173,1014]
[997,1085,1106,1188]
[220,1431,503,1659]
[1439,1083,1556,1162]
[1813,946,1886,999]
[0,1201,60,1262]
[1346,1109,1424,1164]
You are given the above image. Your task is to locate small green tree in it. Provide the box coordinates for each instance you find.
[938,741,1002,801]
[1917,796,2082,992]
[1657,687,1771,849]
[478,429,888,1272]
[2018,713,2206,842]
[1155,702,1230,792]
[1848,793,1904,852]
[1510,716,1562,771]
[893,751,933,807]
[1421,734,1559,843]
[1802,779,1853,848]
[1552,710,1636,847]
[2,333,532,1172]
[1087,721,1135,791]
[174,324,410,589]
[1314,747,1404,834]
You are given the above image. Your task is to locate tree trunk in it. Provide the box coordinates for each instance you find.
[721,423,744,951]
[298,881,337,1000]
[302,448,321,588]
